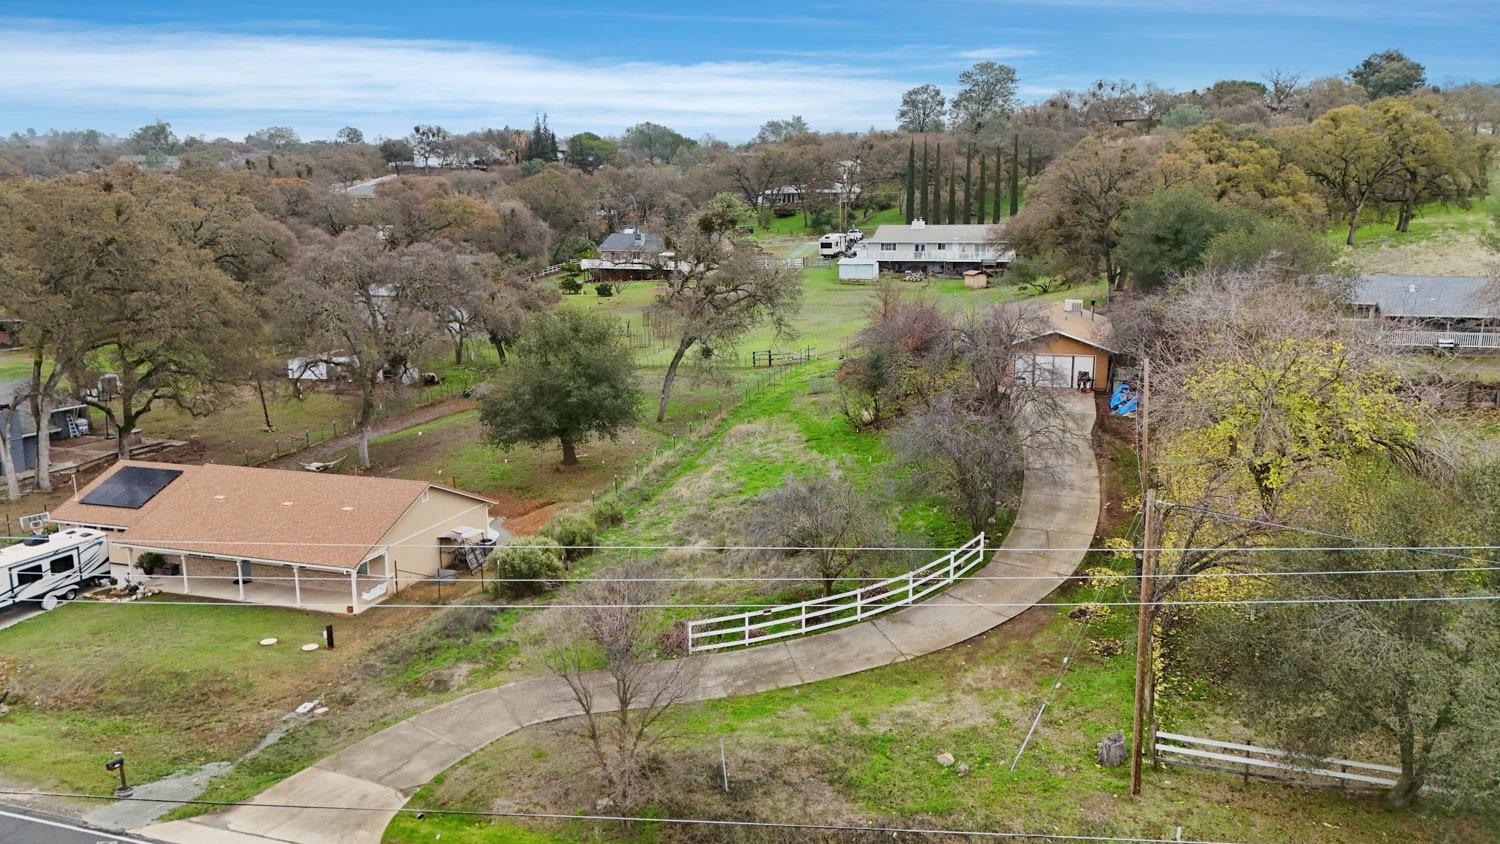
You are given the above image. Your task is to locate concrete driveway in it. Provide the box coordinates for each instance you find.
[144,394,1101,844]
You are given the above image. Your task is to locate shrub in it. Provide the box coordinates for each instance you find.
[487,538,565,597]
[136,551,169,575]
[542,512,598,560]
[558,276,584,294]
[594,282,615,297]
[588,494,625,528]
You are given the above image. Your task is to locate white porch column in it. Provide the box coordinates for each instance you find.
[349,569,358,612]
[180,554,188,593]
[293,565,301,608]
[237,562,245,601]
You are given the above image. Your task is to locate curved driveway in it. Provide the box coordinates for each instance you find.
[143,394,1099,844]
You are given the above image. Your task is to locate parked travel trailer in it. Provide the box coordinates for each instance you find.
[818,232,849,258]
[0,526,109,612]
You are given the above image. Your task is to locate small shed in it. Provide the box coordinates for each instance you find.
[963,269,991,289]
[838,254,879,281]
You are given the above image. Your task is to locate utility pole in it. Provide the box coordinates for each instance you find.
[1131,488,1156,797]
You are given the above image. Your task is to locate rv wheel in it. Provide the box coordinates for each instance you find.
[40,595,59,611]
[60,588,79,602]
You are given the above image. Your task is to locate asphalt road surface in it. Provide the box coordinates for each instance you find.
[0,805,160,844]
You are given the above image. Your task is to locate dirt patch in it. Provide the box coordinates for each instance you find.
[489,491,546,519]
[504,503,565,537]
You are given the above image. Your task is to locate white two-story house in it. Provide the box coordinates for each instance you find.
[838,219,1013,280]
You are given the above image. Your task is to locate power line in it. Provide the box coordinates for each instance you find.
[0,789,1242,843]
[17,593,1500,610]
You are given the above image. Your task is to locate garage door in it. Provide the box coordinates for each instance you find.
[1016,354,1096,388]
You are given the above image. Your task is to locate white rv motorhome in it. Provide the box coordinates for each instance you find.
[0,526,109,612]
[818,232,849,258]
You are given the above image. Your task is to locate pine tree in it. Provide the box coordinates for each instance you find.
[904,141,916,224]
[962,145,973,224]
[977,154,988,224]
[1009,134,1020,217]
[919,140,930,222]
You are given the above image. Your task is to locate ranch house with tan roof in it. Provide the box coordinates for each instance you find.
[50,461,495,613]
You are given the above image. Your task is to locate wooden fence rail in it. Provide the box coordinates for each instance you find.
[686,534,986,653]
[1155,731,1412,791]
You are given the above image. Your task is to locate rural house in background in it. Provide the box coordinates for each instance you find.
[1350,274,1500,351]
[0,379,90,477]
[582,227,666,281]
[839,220,1014,280]
[50,461,497,612]
[1015,300,1116,389]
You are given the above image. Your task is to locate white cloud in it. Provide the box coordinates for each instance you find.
[0,23,925,139]
[955,47,1040,61]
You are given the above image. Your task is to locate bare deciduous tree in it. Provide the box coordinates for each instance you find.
[745,470,890,596]
[548,572,695,810]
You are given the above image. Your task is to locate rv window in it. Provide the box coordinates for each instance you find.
[49,556,74,575]
[15,564,43,587]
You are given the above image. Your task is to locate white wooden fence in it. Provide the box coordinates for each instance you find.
[1379,329,1500,350]
[686,534,985,653]
[1155,731,1408,790]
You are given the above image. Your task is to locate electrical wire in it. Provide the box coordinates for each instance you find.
[0,789,1242,843]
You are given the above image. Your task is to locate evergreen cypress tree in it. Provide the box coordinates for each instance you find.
[962,145,973,224]
[919,140,930,222]
[932,143,942,223]
[904,141,916,224]
[946,167,956,224]
[994,147,1003,220]
[977,154,988,224]
[1009,134,1020,217]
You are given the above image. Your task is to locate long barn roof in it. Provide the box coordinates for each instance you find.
[1351,275,1498,320]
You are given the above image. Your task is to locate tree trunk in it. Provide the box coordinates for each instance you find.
[254,375,274,431]
[560,435,578,467]
[0,422,20,502]
[656,339,692,423]
[454,334,465,365]
[356,389,375,470]
[28,355,51,492]
[1345,198,1365,246]
[357,422,372,470]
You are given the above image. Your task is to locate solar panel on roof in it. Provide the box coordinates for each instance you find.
[80,466,183,509]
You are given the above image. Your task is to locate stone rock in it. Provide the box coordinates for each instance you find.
[1097,732,1128,767]
[955,762,971,776]
[594,796,615,812]
[935,751,955,767]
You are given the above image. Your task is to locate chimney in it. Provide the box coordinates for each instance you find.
[911,218,926,229]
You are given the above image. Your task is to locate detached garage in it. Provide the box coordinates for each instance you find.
[1016,300,1116,390]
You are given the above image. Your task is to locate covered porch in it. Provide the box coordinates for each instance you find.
[117,545,397,614]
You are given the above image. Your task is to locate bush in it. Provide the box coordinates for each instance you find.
[486,538,565,597]
[542,512,598,561]
[558,276,583,294]
[594,282,615,297]
[588,494,625,528]
[136,551,169,575]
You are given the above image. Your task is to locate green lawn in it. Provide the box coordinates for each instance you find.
[1327,200,1492,248]
[0,348,32,382]
[565,266,1106,368]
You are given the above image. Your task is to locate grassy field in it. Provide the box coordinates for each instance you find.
[384,423,1497,844]
[1331,175,1498,276]
[567,265,1106,368]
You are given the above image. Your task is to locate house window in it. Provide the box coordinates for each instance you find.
[880,242,896,251]
[49,555,74,575]
[936,243,947,250]
[913,243,926,254]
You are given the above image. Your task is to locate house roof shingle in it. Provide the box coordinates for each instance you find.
[51,460,493,570]
[1351,275,1499,320]
[1029,301,1117,352]
[868,223,1005,244]
[599,229,664,254]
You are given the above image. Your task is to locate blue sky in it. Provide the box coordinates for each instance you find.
[1,1,1496,142]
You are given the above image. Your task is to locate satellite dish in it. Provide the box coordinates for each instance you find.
[41,595,59,611]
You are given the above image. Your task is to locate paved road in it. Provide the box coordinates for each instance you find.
[144,395,1100,844]
[0,805,160,844]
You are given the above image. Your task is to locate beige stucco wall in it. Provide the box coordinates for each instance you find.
[375,488,493,591]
